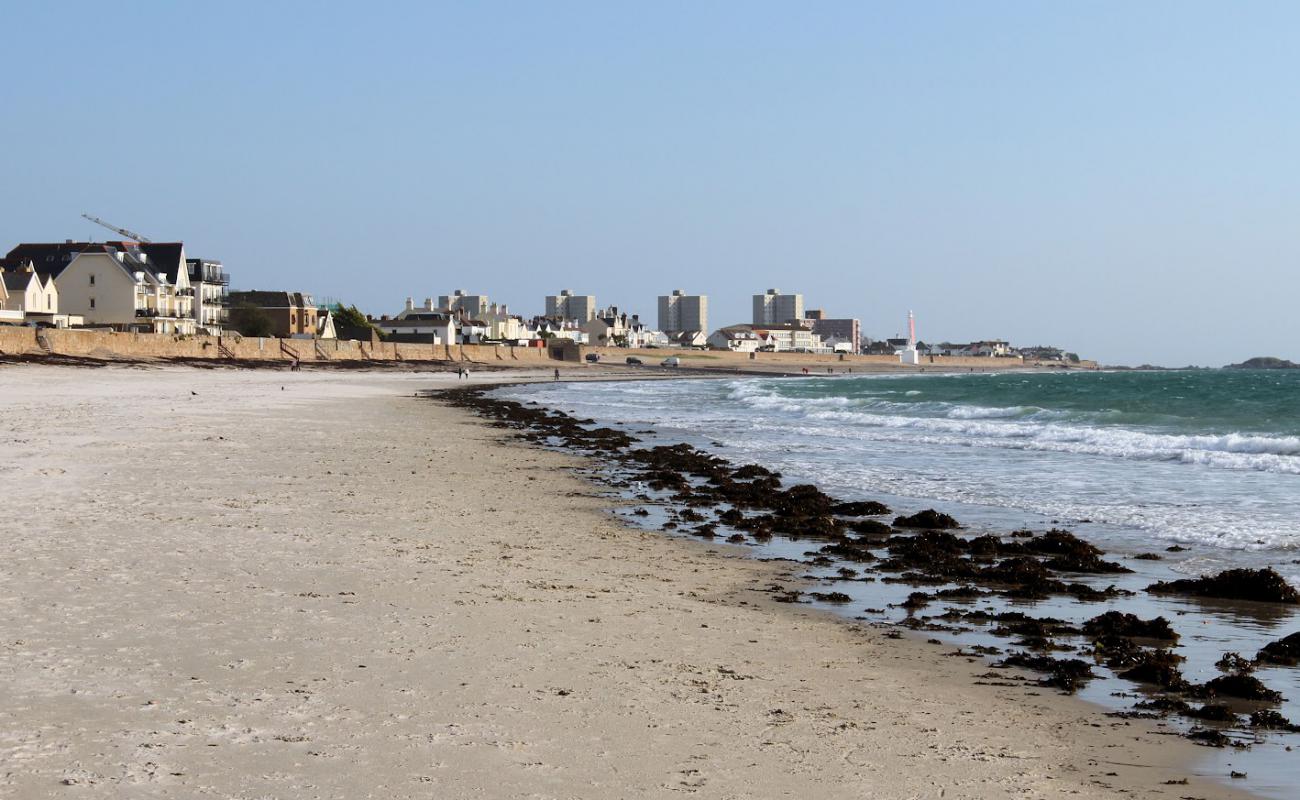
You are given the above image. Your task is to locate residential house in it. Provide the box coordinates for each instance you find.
[583,306,647,347]
[0,271,16,323]
[935,340,1013,357]
[2,263,58,318]
[316,309,337,340]
[708,325,767,353]
[667,330,708,349]
[751,323,826,353]
[374,311,456,344]
[62,246,194,333]
[481,302,527,341]
[227,291,318,338]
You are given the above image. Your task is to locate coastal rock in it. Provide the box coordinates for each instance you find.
[1146,567,1300,604]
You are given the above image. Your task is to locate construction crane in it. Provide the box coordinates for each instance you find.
[81,213,152,244]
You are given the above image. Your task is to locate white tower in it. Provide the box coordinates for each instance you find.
[900,310,921,365]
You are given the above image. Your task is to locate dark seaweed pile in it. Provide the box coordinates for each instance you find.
[435,385,1300,746]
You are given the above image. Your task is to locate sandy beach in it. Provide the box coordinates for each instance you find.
[0,364,1252,798]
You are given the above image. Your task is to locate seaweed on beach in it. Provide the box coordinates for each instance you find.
[1118,649,1190,691]
[1081,611,1178,642]
[1147,568,1300,604]
[1194,674,1283,703]
[997,652,1095,693]
[1256,632,1300,666]
[892,509,959,529]
[1250,709,1300,732]
[832,501,891,517]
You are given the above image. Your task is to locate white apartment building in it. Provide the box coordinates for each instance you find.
[439,289,490,319]
[186,258,229,334]
[657,289,708,334]
[545,289,596,322]
[753,288,804,326]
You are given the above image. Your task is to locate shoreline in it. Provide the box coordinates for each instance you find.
[445,377,1300,797]
[0,363,1256,798]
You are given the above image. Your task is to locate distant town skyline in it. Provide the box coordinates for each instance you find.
[3,2,1298,366]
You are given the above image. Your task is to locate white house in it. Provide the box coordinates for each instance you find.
[751,324,826,353]
[375,311,456,344]
[708,326,766,353]
[56,247,195,334]
[2,265,58,319]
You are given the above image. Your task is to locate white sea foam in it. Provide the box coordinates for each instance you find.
[727,382,1300,474]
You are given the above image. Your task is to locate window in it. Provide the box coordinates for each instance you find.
[89,274,95,286]
[89,298,96,309]
[46,296,51,310]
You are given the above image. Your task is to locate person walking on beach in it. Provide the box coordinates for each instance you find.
[553,368,560,381]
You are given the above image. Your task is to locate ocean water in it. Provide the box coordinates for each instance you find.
[506,370,1300,563]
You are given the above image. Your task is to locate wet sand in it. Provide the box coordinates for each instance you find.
[0,364,1252,798]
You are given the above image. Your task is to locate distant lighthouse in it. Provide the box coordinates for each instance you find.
[900,310,921,365]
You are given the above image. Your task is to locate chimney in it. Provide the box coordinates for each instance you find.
[405,297,414,311]
[424,297,434,311]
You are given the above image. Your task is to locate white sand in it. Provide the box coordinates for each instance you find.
[0,364,1251,798]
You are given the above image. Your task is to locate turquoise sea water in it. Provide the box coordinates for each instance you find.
[506,369,1300,559]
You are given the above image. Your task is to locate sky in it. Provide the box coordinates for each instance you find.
[2,1,1297,366]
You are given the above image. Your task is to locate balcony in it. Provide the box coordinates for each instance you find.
[203,268,229,285]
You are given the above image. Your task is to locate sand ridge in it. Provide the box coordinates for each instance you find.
[0,364,1252,798]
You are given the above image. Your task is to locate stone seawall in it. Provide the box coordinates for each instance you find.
[0,328,555,365]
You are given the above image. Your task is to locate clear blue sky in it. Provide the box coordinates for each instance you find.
[2,1,1296,366]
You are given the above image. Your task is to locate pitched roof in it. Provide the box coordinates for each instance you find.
[228,290,301,308]
[5,241,187,284]
[1,270,39,291]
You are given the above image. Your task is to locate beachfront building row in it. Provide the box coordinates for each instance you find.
[707,323,834,354]
[2,240,230,334]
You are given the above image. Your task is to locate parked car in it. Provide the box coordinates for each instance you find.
[661,356,681,367]
[585,353,601,362]
[625,356,643,365]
